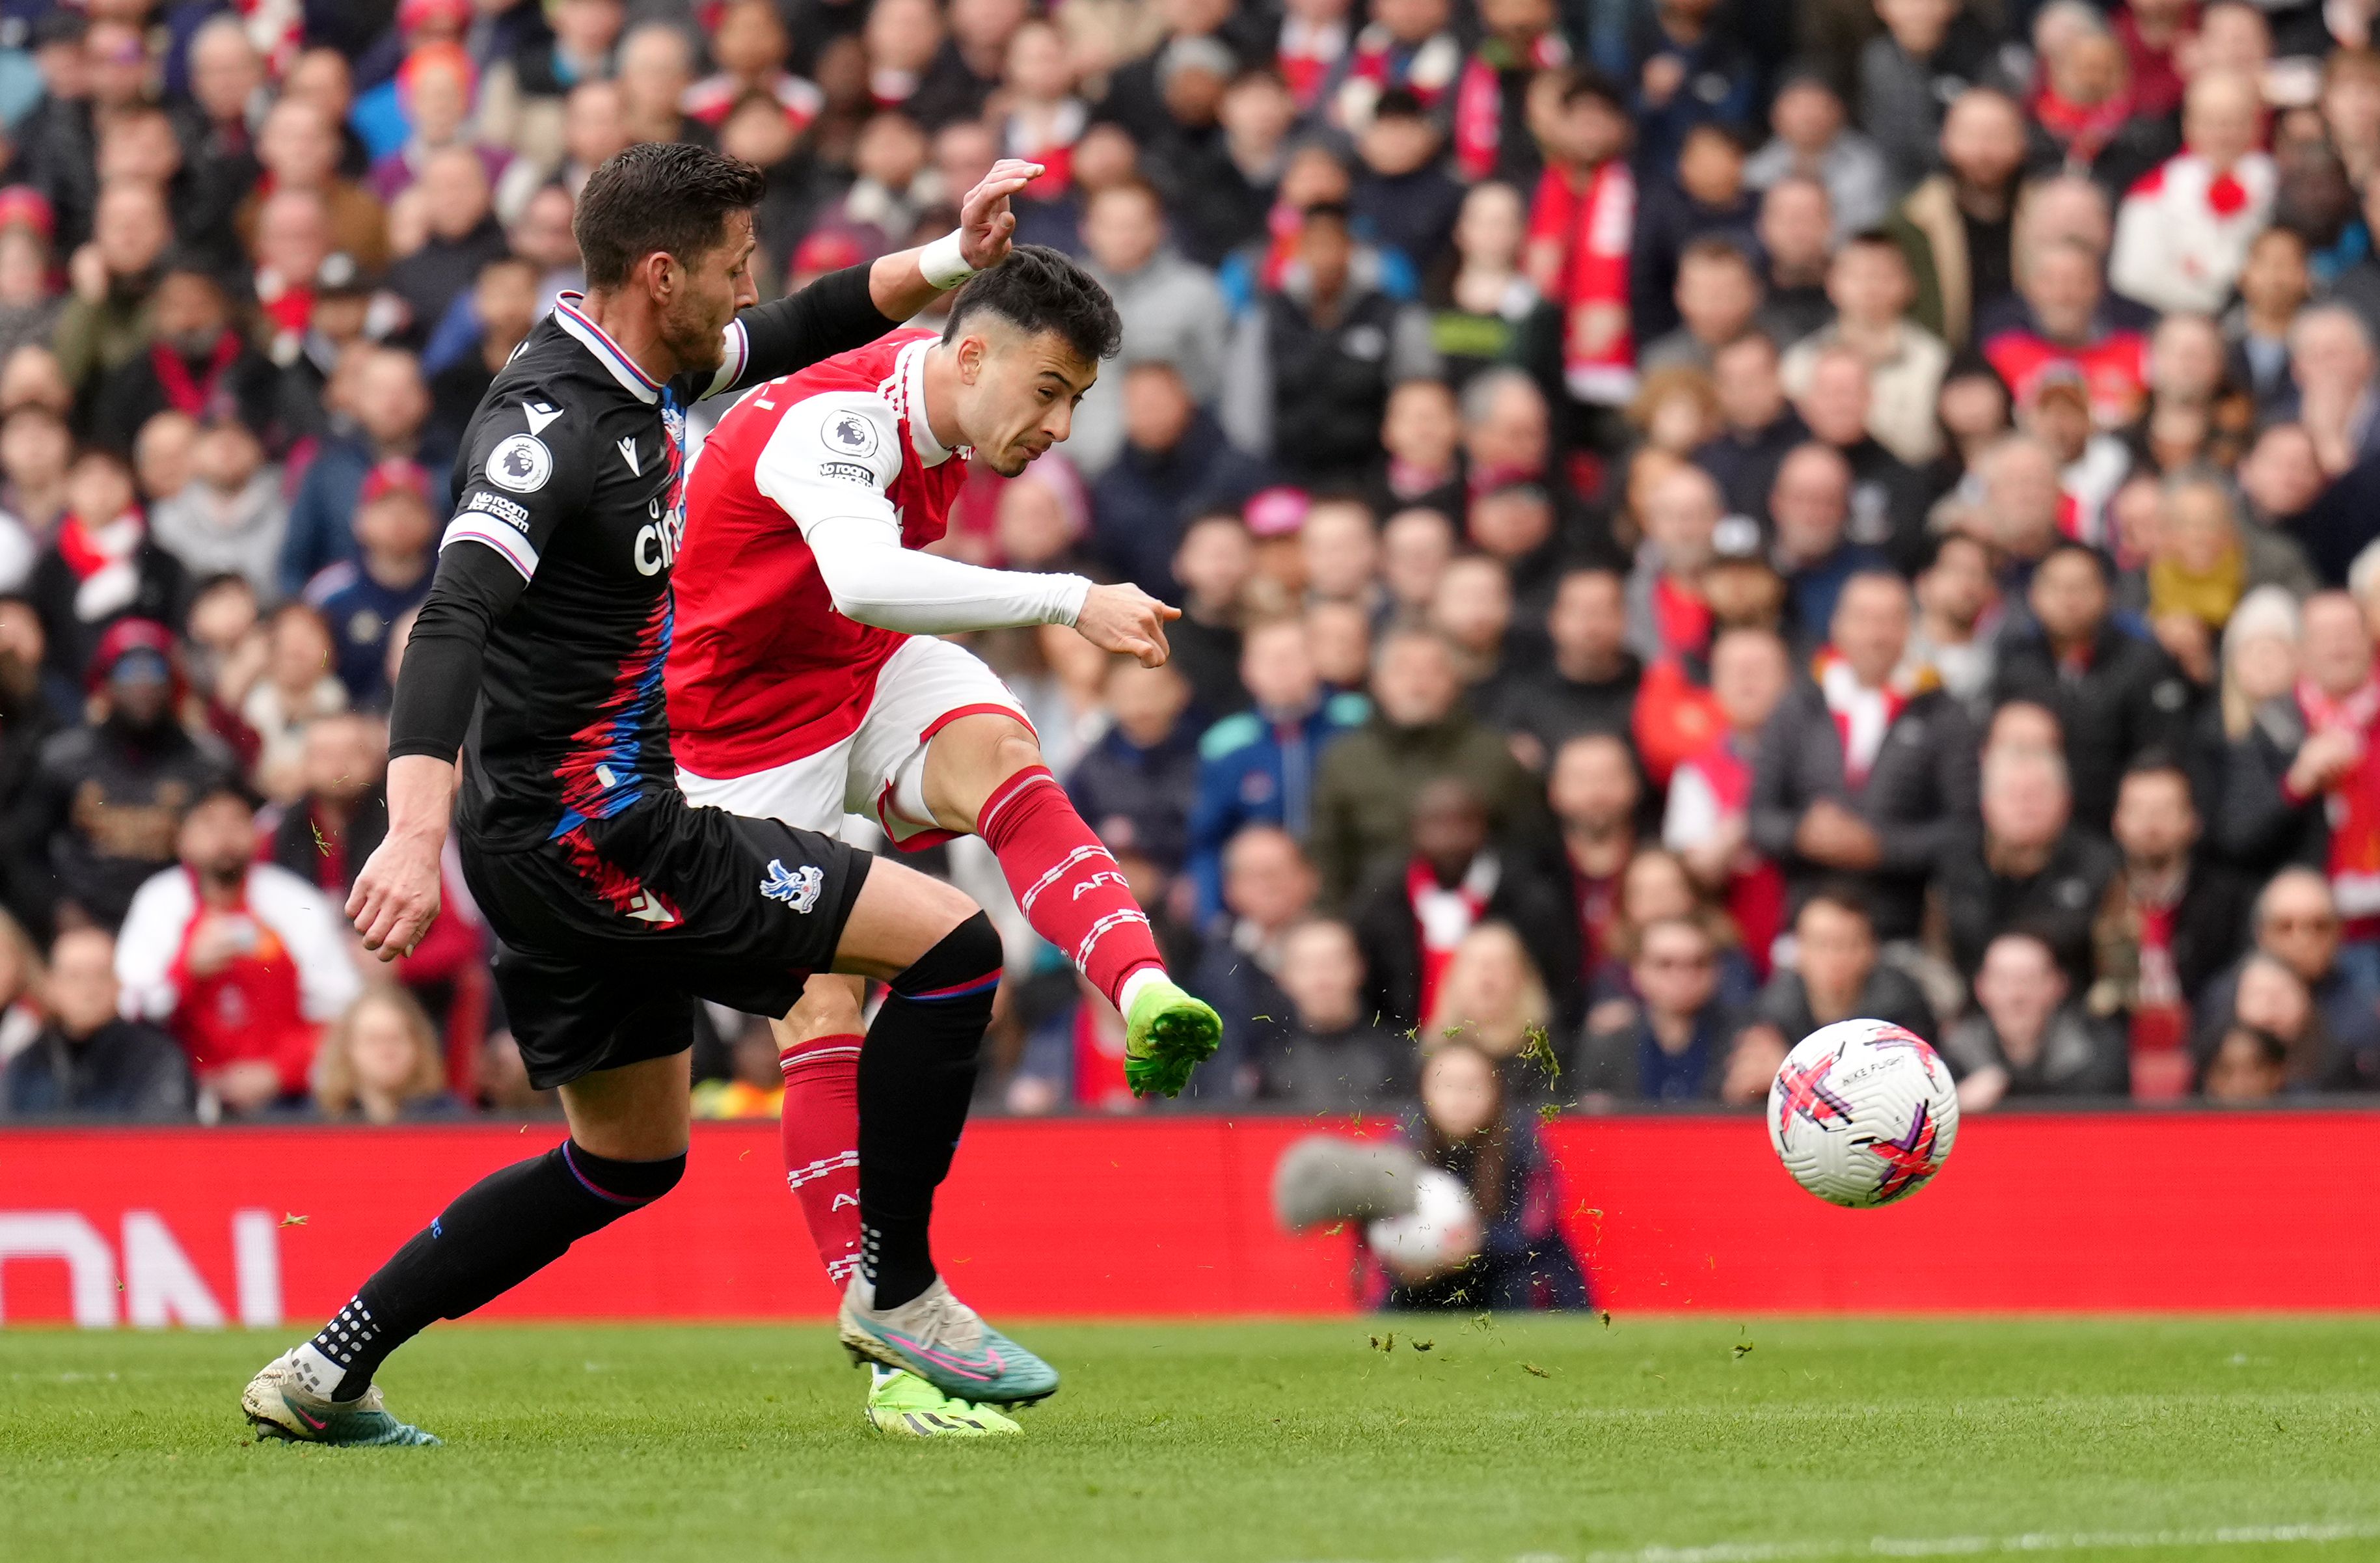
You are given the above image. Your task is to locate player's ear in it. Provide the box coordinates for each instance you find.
[642,250,676,303]
[956,333,987,385]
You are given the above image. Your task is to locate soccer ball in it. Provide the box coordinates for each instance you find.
[1767,1018,1959,1208]
[1366,1167,1482,1279]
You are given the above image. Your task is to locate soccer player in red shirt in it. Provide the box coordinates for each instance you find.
[669,242,1223,1434]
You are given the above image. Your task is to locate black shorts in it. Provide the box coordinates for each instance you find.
[461,793,871,1090]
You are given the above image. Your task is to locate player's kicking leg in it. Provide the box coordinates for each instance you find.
[905,705,1221,1095]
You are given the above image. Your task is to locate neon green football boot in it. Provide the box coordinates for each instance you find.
[863,1366,1024,1437]
[241,1350,440,1447]
[1122,976,1222,1098]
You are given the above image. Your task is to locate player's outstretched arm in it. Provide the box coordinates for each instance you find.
[866,157,1041,321]
[805,513,1092,636]
[804,520,1179,666]
[705,160,1042,403]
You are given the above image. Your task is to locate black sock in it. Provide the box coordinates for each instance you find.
[858,911,1001,1309]
[305,1141,684,1399]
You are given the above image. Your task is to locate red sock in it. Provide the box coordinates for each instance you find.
[977,765,1165,1010]
[777,1033,865,1291]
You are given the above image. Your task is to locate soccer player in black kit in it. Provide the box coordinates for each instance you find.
[240,143,1058,1445]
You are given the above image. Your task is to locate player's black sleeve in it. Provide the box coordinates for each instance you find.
[707,263,900,400]
[389,388,593,761]
[387,542,524,761]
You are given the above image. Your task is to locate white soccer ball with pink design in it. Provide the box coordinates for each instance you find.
[1767,1018,1959,1208]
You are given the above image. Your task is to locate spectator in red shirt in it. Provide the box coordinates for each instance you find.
[113,781,361,1114]
[1523,70,1636,411]
[1665,625,1792,975]
[1623,463,1718,666]
[1983,236,2150,428]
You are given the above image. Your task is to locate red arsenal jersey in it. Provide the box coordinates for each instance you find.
[668,331,968,774]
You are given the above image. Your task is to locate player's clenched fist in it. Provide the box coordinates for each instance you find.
[1074,582,1180,668]
[346,830,444,961]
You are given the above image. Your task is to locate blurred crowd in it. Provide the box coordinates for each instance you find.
[6,0,2380,1155]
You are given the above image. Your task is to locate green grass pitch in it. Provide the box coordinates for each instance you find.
[7,1317,2380,1563]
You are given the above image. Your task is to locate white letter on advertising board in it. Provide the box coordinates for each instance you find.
[0,1213,118,1327]
[232,1208,281,1326]
[122,1211,226,1327]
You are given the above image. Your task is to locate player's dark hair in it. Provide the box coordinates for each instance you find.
[943,243,1123,364]
[574,142,768,291]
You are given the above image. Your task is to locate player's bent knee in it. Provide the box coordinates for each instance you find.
[986,726,1044,781]
[921,713,1044,829]
[893,865,982,945]
[888,909,1005,1007]
[564,1143,687,1211]
[833,858,986,979]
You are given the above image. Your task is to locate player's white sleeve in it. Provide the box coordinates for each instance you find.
[802,516,1088,632]
[753,392,1090,633]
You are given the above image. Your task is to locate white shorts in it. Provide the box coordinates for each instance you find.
[677,635,1032,850]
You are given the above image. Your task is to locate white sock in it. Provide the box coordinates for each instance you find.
[1118,966,1168,1016]
[289,1342,347,1400]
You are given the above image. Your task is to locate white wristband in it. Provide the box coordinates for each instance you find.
[919,230,977,290]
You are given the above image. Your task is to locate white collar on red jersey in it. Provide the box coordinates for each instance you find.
[891,336,955,467]
[553,290,664,405]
